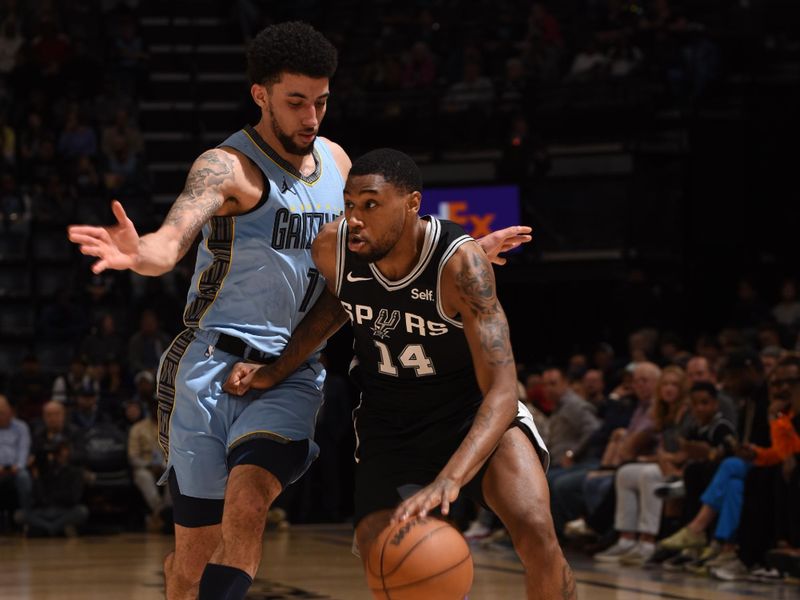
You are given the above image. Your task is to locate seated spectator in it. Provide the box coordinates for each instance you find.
[593,366,691,564]
[685,355,738,426]
[127,309,170,374]
[101,108,143,159]
[772,278,800,330]
[70,384,110,432]
[51,355,88,406]
[15,440,88,537]
[549,362,660,538]
[624,382,735,568]
[128,397,170,532]
[707,355,800,580]
[542,367,601,476]
[31,401,83,466]
[0,394,31,513]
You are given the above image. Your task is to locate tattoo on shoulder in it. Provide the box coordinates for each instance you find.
[165,150,236,252]
[454,251,514,367]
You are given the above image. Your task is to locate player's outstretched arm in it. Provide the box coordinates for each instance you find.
[393,242,518,522]
[68,149,238,276]
[475,225,532,265]
[223,220,347,395]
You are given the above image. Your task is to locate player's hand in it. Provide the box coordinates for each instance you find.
[475,225,532,265]
[68,200,141,273]
[223,362,263,396]
[391,477,461,524]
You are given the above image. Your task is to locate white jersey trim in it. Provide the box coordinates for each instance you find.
[334,218,348,297]
[435,234,473,328]
[368,217,440,291]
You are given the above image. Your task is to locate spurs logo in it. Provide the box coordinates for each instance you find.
[371,308,400,339]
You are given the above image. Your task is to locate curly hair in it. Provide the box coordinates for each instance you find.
[246,21,338,86]
[349,148,423,194]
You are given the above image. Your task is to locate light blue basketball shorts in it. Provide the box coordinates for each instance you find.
[156,328,325,499]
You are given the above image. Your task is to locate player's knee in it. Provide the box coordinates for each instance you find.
[508,508,559,562]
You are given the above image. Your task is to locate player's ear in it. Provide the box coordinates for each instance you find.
[407,191,421,214]
[251,84,269,110]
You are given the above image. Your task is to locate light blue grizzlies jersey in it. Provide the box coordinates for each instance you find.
[182,125,344,355]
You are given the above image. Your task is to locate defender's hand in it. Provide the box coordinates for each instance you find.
[68,201,141,273]
[223,362,264,396]
[392,477,461,523]
[477,225,532,265]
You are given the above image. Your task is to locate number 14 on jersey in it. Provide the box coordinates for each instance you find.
[374,340,436,377]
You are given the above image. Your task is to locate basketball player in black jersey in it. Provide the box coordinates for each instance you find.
[226,149,575,599]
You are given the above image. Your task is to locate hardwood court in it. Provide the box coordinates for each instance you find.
[0,525,795,599]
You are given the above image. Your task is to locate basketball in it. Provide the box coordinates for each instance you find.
[366,516,474,600]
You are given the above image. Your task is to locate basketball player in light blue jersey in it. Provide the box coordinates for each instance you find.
[69,22,531,600]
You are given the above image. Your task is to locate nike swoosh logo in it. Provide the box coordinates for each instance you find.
[346,272,373,283]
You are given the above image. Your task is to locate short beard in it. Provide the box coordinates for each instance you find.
[270,108,314,156]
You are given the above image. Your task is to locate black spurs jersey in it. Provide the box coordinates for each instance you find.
[335,216,483,413]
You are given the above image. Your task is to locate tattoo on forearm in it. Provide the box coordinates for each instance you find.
[165,150,234,253]
[455,252,513,366]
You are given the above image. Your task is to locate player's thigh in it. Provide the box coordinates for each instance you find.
[482,427,557,546]
[227,365,325,486]
[355,509,395,567]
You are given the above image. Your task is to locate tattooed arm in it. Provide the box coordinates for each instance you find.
[68,148,246,275]
[392,241,518,522]
[223,220,348,395]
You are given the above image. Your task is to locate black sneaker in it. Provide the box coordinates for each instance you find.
[643,546,680,569]
[662,547,701,572]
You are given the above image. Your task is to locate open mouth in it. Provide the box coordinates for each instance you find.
[348,233,366,252]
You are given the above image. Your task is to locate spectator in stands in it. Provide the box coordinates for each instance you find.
[582,369,608,414]
[442,60,495,114]
[30,16,72,79]
[694,334,722,371]
[70,383,109,432]
[17,439,88,537]
[127,309,170,375]
[524,2,563,81]
[708,355,800,580]
[0,17,23,76]
[0,394,31,514]
[119,397,144,433]
[652,383,738,570]
[57,105,97,159]
[566,37,608,82]
[542,367,601,475]
[549,363,660,537]
[31,400,82,466]
[128,396,170,532]
[80,312,125,365]
[593,366,692,564]
[685,355,738,425]
[760,345,784,378]
[130,370,155,408]
[729,277,769,332]
[773,278,800,330]
[101,107,143,159]
[51,355,87,406]
[401,41,436,90]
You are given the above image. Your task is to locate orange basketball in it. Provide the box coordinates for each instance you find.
[366,516,474,600]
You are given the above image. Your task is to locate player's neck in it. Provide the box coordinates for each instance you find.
[252,121,316,175]
[374,217,427,281]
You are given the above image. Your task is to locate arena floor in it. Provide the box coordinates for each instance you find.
[0,524,795,599]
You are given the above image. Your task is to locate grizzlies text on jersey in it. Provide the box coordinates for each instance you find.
[184,125,343,356]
